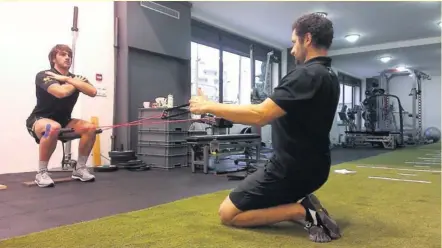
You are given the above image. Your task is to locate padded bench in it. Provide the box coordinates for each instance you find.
[186,133,261,174]
[55,128,103,171]
[186,134,261,143]
[345,131,400,136]
[22,127,103,187]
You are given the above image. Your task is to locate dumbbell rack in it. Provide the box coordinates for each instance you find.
[137,107,190,169]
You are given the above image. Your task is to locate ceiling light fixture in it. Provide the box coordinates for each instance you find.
[315,12,328,17]
[379,56,392,63]
[345,34,360,43]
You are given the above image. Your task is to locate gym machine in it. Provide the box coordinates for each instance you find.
[186,133,261,175]
[377,68,430,144]
[340,67,430,149]
[185,115,262,178]
[251,50,278,104]
[338,105,363,134]
[249,47,278,165]
[160,105,261,178]
[341,89,405,149]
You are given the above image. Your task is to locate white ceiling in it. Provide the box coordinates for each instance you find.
[190,1,441,78]
[331,43,441,78]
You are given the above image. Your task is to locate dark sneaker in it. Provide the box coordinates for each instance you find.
[301,194,342,240]
[296,219,333,243]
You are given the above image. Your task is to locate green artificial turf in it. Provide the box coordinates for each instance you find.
[1,144,440,248]
[356,142,441,167]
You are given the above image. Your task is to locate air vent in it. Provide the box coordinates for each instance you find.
[140,1,180,19]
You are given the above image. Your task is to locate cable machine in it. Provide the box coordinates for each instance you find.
[339,67,430,149]
[378,68,430,144]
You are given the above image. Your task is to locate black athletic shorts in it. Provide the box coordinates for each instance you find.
[25,115,72,144]
[229,158,330,211]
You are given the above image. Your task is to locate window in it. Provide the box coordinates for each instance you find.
[222,51,240,104]
[239,56,251,104]
[254,59,264,95]
[254,60,264,86]
[253,54,279,101]
[190,42,198,96]
[252,59,273,102]
[190,42,220,102]
[337,72,362,110]
[191,20,282,104]
[354,86,361,105]
[337,83,344,112]
[343,85,353,108]
[271,62,279,89]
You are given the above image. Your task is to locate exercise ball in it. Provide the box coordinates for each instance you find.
[424,127,441,143]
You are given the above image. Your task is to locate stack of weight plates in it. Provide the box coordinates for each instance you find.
[106,150,150,171]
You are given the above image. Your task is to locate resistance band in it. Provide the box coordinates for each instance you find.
[43,104,217,136]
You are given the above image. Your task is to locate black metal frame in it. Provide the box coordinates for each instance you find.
[363,93,404,143]
[160,103,191,119]
[54,128,103,170]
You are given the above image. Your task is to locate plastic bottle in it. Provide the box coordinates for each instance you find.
[167,94,174,108]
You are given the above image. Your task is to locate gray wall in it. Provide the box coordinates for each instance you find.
[114,1,192,150]
[127,1,191,60]
[128,49,190,149]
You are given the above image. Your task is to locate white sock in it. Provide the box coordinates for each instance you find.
[38,161,48,173]
[77,155,88,168]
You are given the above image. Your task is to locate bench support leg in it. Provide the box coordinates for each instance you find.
[49,141,77,172]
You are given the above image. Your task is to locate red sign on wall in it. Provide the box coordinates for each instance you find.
[96,73,103,82]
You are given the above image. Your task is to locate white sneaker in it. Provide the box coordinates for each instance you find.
[35,171,55,188]
[72,167,96,182]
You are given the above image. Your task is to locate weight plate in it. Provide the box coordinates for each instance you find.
[109,155,137,164]
[127,159,143,164]
[117,160,143,167]
[93,165,119,172]
[108,150,135,157]
[126,163,151,172]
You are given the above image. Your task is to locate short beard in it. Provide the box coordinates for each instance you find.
[295,47,306,65]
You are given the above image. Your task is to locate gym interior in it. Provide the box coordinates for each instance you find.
[0,1,441,247]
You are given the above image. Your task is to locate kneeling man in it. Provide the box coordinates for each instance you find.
[189,13,342,243]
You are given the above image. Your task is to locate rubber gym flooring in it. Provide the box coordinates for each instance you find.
[0,145,440,247]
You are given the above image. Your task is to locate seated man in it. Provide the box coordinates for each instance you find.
[189,14,341,243]
[26,44,98,188]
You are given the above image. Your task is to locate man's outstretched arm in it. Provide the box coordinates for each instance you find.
[202,98,286,126]
[190,69,317,126]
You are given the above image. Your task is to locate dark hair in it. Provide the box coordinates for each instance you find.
[48,44,72,67]
[292,13,334,49]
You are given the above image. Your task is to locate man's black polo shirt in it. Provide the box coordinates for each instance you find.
[29,68,80,121]
[269,56,340,174]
